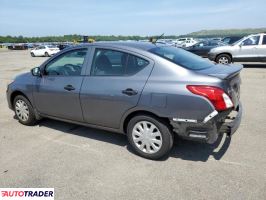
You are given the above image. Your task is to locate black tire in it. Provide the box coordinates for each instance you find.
[31,52,35,57]
[127,114,173,160]
[13,95,37,126]
[45,52,49,57]
[216,54,232,64]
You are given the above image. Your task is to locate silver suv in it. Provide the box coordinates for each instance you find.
[208,33,266,64]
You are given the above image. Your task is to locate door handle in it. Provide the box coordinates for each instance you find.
[122,88,138,96]
[64,85,75,91]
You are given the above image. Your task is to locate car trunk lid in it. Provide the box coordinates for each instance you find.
[196,63,243,79]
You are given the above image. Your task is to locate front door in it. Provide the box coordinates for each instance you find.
[257,34,266,62]
[80,48,154,128]
[235,35,260,62]
[33,48,89,122]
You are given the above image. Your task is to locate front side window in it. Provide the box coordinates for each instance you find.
[45,49,87,76]
[241,36,260,46]
[91,48,149,76]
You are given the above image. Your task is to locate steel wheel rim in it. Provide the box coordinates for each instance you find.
[132,121,163,154]
[218,56,229,64]
[15,99,29,122]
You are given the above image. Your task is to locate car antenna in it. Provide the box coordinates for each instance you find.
[149,33,164,44]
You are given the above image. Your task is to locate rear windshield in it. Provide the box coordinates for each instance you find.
[149,46,213,70]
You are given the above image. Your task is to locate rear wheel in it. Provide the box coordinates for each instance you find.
[216,54,232,64]
[13,95,37,126]
[127,115,173,160]
[45,52,49,57]
[31,52,35,57]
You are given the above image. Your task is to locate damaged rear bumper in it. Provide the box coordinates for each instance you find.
[170,102,242,144]
[219,102,242,136]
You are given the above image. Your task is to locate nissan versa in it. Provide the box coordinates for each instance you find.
[6,42,243,159]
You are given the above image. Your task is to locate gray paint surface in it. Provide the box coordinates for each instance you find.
[6,42,242,141]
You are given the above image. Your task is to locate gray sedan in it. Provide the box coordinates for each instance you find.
[6,42,242,159]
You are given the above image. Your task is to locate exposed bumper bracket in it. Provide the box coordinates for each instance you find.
[203,110,218,123]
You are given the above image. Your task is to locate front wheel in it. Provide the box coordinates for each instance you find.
[13,95,37,126]
[45,52,49,57]
[216,54,232,64]
[127,115,173,160]
[31,52,35,57]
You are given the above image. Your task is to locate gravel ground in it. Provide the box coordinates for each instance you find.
[0,49,265,200]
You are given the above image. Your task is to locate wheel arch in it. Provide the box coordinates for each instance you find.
[10,90,32,109]
[122,110,170,133]
[215,52,232,62]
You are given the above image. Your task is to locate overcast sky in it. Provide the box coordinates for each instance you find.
[0,0,265,36]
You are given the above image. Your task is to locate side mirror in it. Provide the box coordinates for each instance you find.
[31,67,41,77]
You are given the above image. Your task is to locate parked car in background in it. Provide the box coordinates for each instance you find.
[222,36,243,45]
[184,40,226,57]
[8,44,28,50]
[173,38,197,47]
[7,42,242,159]
[30,45,60,57]
[179,39,198,47]
[209,33,266,64]
[58,44,72,50]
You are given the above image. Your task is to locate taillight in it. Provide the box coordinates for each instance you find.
[186,85,233,111]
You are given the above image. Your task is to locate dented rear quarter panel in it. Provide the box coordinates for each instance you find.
[137,57,223,121]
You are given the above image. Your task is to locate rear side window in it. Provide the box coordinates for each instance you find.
[149,46,213,70]
[262,35,266,45]
[91,48,149,76]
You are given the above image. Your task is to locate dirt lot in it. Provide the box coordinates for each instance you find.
[0,49,265,200]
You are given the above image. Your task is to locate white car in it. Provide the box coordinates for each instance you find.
[179,39,198,47]
[173,38,197,47]
[30,45,60,57]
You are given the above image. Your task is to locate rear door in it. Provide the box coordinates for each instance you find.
[33,48,90,122]
[80,47,154,128]
[235,35,260,62]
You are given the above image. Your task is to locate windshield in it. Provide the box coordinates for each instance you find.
[232,37,245,45]
[149,46,213,70]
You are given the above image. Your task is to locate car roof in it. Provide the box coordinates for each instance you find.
[247,33,266,37]
[76,41,168,51]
